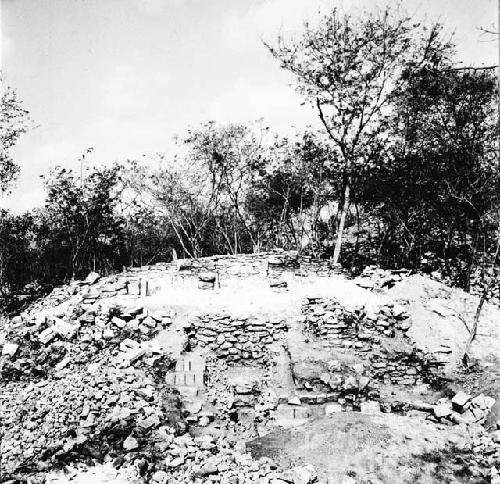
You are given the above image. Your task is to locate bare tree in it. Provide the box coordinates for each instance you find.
[266,6,453,265]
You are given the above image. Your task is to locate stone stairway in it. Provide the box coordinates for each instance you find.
[165,353,213,425]
[165,353,205,388]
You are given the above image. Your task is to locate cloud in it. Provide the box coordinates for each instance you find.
[1,32,13,66]
[32,142,82,167]
[85,114,174,161]
[220,0,328,50]
[99,66,165,119]
[220,0,414,51]
[208,78,319,135]
[132,0,189,16]
[133,0,170,15]
[0,141,84,212]
[0,184,45,213]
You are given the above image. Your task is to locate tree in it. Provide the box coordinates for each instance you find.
[124,123,267,257]
[42,163,126,278]
[361,67,499,273]
[0,81,32,193]
[266,6,453,265]
[245,131,335,253]
[122,155,219,259]
[184,121,267,254]
[0,210,38,298]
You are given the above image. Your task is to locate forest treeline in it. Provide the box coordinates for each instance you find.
[1,7,499,305]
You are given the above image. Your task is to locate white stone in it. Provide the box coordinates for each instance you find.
[452,391,471,409]
[341,477,356,484]
[123,435,139,451]
[325,403,342,415]
[186,402,203,414]
[103,329,114,339]
[392,304,407,318]
[2,342,19,357]
[142,316,157,328]
[84,272,100,284]
[123,346,147,364]
[285,465,317,484]
[53,318,77,339]
[471,394,496,410]
[433,404,452,418]
[168,457,185,467]
[39,327,55,344]
[319,372,330,384]
[119,338,140,352]
[111,316,126,328]
[360,401,381,414]
[151,470,169,483]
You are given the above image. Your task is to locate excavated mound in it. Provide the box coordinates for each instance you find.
[1,253,500,484]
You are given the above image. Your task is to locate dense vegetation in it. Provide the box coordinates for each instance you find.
[1,7,499,307]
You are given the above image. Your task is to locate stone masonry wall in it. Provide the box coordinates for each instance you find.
[301,298,445,386]
[302,297,411,349]
[189,315,288,364]
[29,251,336,314]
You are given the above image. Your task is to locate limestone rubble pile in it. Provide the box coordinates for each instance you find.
[1,365,183,480]
[0,257,321,484]
[2,251,500,483]
[426,392,498,427]
[1,295,174,381]
[354,266,411,290]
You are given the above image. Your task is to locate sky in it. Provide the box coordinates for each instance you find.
[0,0,498,213]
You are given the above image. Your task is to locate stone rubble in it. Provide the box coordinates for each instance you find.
[1,252,499,484]
[354,266,410,290]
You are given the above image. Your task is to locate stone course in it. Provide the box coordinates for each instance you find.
[189,315,288,364]
[301,297,444,386]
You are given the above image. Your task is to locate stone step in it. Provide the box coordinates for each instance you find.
[273,404,312,427]
[177,386,202,399]
[165,371,203,387]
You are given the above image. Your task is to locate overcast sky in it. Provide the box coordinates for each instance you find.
[1,0,498,213]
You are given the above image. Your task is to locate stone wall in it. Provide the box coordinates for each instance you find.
[301,298,444,386]
[302,298,410,351]
[26,252,338,315]
[189,315,288,364]
[370,345,444,386]
[172,252,335,279]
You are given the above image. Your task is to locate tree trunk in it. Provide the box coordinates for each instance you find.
[462,230,500,365]
[462,287,487,367]
[332,183,350,266]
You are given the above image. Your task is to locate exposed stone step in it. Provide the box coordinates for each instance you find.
[165,353,206,387]
[165,371,202,386]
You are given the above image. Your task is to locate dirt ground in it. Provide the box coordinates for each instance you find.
[388,275,500,369]
[248,412,483,484]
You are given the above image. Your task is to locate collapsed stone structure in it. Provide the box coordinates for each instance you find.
[1,251,499,484]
